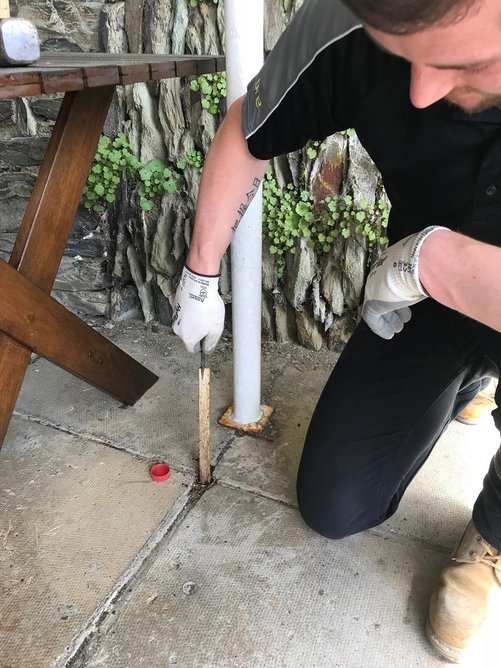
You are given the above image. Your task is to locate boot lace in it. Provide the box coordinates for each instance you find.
[466,536,501,571]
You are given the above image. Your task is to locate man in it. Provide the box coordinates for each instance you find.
[172,0,501,661]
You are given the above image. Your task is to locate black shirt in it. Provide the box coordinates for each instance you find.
[241,0,501,246]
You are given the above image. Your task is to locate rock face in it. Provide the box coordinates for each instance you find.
[0,0,384,350]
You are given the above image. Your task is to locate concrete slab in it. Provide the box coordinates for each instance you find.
[216,358,335,503]
[72,484,449,668]
[4,325,499,667]
[13,326,237,473]
[0,418,189,668]
[217,362,499,550]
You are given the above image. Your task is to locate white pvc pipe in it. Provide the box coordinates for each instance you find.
[225,0,264,424]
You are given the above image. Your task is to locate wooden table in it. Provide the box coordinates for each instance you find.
[0,52,225,448]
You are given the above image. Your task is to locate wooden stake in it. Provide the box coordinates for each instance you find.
[0,0,10,19]
[199,367,211,484]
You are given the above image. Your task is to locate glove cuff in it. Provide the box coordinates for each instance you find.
[185,263,220,279]
[412,226,450,296]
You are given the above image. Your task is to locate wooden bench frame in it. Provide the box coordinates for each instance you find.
[0,53,224,447]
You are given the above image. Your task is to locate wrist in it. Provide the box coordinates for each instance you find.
[418,228,452,297]
[186,250,221,276]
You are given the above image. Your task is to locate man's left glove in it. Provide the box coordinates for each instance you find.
[172,265,225,353]
[362,226,450,339]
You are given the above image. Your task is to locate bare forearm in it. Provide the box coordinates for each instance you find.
[186,95,270,275]
[420,230,501,331]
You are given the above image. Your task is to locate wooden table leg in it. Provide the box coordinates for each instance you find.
[0,340,32,445]
[9,87,115,284]
[0,85,158,448]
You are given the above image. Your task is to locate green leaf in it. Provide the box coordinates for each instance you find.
[140,198,154,211]
[145,158,166,173]
[164,181,177,193]
[98,136,111,149]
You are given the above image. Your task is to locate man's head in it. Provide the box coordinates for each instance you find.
[342,0,477,35]
[344,0,501,113]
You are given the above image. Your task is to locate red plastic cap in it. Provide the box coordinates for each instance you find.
[150,463,171,482]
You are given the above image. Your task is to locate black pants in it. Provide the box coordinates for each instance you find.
[296,299,501,549]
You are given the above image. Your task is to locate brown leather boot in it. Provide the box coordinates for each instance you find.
[456,378,497,425]
[427,521,501,662]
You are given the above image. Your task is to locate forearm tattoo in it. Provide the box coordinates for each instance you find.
[231,177,262,233]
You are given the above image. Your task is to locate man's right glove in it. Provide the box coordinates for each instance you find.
[172,265,225,354]
[362,226,450,339]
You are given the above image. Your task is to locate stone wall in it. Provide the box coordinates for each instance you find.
[0,0,383,351]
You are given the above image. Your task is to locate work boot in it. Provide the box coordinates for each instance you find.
[456,378,497,425]
[426,521,501,662]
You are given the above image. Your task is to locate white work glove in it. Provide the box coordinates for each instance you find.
[362,226,450,339]
[172,265,225,354]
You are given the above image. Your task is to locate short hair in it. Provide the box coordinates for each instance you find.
[341,0,479,35]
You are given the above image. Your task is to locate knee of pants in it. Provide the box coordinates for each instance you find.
[296,479,375,541]
[296,503,355,541]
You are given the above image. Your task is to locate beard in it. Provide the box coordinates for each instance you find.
[445,87,501,113]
